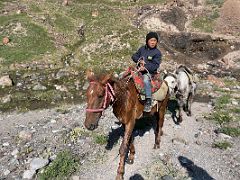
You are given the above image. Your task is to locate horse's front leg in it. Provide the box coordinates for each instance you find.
[127,135,135,164]
[154,97,168,149]
[186,92,193,116]
[177,94,184,123]
[116,121,134,180]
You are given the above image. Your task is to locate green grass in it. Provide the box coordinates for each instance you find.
[93,134,108,145]
[192,9,220,33]
[54,14,75,32]
[206,0,225,7]
[0,14,55,64]
[209,111,232,125]
[39,151,79,180]
[219,127,240,137]
[212,141,232,150]
[215,94,231,109]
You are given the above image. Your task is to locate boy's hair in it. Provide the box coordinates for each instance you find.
[146,32,159,44]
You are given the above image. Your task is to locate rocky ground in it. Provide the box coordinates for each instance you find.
[0,0,240,179]
[0,77,240,179]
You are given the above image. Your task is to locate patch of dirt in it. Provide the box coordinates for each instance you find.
[215,0,240,36]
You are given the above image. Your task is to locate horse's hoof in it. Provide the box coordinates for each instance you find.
[177,117,183,123]
[187,111,192,116]
[116,174,123,180]
[127,159,134,164]
[153,144,160,149]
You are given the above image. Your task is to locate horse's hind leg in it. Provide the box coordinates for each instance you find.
[127,135,135,164]
[154,97,168,149]
[116,121,134,180]
[186,93,193,116]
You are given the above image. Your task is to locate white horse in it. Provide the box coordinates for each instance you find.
[164,65,197,123]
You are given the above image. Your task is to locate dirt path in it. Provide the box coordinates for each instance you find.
[77,102,240,180]
[0,101,239,179]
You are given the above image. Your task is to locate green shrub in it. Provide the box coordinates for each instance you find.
[212,141,232,150]
[206,0,225,7]
[220,127,240,137]
[39,151,79,180]
[93,134,108,145]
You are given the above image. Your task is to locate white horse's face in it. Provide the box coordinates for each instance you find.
[164,76,177,95]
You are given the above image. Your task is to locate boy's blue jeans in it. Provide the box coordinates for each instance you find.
[143,73,152,98]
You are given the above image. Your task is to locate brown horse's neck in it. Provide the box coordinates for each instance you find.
[111,79,141,124]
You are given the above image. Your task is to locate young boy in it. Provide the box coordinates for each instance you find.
[132,32,162,112]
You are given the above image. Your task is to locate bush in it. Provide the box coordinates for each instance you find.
[39,151,79,180]
[212,141,232,150]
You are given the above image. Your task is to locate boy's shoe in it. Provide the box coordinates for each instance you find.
[143,98,152,112]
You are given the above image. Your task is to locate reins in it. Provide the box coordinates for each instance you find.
[86,81,115,113]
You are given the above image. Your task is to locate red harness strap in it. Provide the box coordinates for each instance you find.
[86,82,115,113]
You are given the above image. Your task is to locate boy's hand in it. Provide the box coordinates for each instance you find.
[139,60,145,65]
[138,66,145,72]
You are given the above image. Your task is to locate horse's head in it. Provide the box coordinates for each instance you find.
[163,72,178,95]
[84,70,114,131]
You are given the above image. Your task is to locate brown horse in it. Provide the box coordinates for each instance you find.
[84,70,169,180]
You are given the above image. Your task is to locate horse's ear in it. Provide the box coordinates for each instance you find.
[101,73,113,84]
[86,69,95,81]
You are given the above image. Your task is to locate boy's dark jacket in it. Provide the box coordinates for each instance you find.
[132,45,162,74]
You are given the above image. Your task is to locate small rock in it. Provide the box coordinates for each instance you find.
[207,75,225,87]
[55,70,70,79]
[11,149,19,157]
[62,0,69,6]
[22,169,36,179]
[195,140,202,145]
[3,142,10,146]
[161,175,174,180]
[232,100,238,105]
[82,81,89,90]
[50,119,57,123]
[72,176,80,180]
[18,131,33,141]
[1,95,11,103]
[54,85,68,92]
[2,37,10,44]
[32,83,47,91]
[92,9,99,17]
[218,133,232,139]
[3,169,10,176]
[0,75,13,87]
[30,158,49,171]
[172,137,188,145]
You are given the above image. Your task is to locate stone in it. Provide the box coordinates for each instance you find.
[3,169,10,176]
[30,158,49,171]
[207,75,225,87]
[1,95,11,103]
[3,142,10,146]
[32,83,47,91]
[54,85,68,92]
[161,175,174,180]
[232,100,238,105]
[11,149,19,157]
[18,131,33,141]
[2,37,10,44]
[218,133,232,139]
[72,176,80,180]
[82,81,89,90]
[22,169,36,179]
[62,0,69,6]
[0,75,13,87]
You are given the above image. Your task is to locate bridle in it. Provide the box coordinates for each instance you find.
[86,81,115,113]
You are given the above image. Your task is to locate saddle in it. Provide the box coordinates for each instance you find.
[176,65,198,84]
[121,67,168,102]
